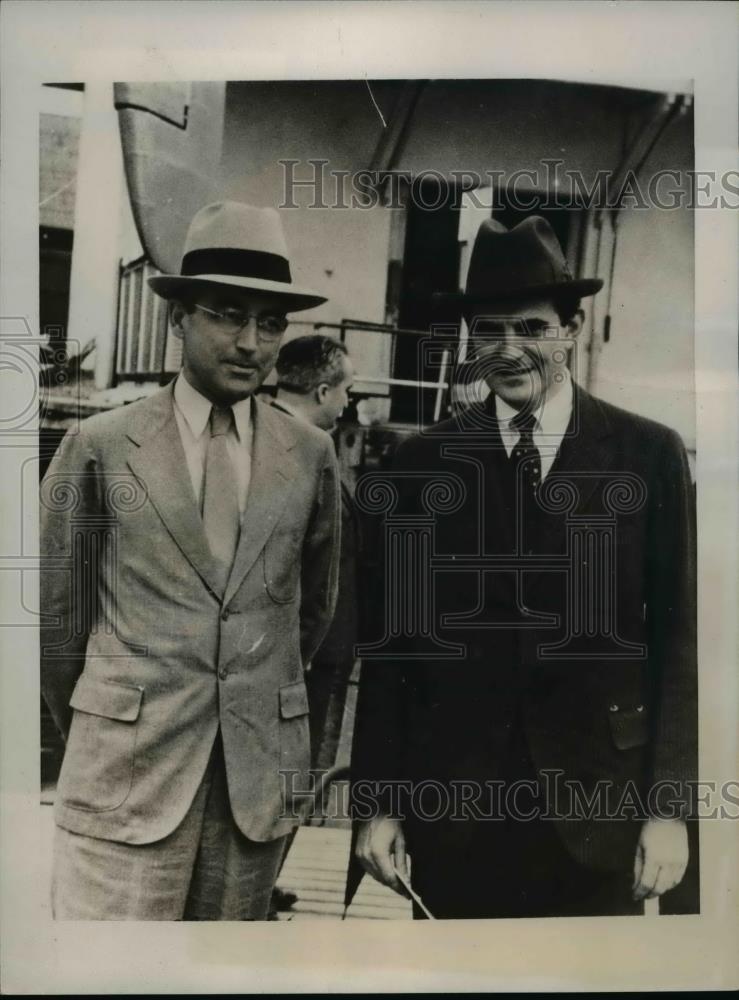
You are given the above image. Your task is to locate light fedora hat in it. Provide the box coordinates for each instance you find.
[148,201,327,312]
[434,215,603,307]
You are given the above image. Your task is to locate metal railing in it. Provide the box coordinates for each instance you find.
[113,257,173,384]
[313,318,454,423]
[112,264,456,419]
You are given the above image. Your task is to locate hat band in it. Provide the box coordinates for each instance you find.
[181,248,292,284]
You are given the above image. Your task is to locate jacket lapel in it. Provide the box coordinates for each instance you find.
[125,384,225,597]
[434,407,515,618]
[524,383,615,597]
[224,398,298,604]
[544,383,615,508]
[443,401,515,553]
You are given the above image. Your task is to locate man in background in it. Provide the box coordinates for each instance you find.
[273,334,358,767]
[270,334,359,915]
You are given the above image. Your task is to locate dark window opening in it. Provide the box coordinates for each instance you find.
[40,226,74,344]
[393,178,461,423]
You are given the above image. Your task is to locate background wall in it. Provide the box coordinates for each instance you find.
[591,108,695,450]
[219,82,394,392]
[218,79,695,445]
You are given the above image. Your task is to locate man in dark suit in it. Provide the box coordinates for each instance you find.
[351,216,697,918]
[41,201,341,919]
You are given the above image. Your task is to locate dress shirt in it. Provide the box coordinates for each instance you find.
[173,372,253,516]
[494,372,573,481]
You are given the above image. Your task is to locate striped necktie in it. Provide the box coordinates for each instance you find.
[510,411,541,499]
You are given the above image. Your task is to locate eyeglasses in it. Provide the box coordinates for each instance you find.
[193,303,288,340]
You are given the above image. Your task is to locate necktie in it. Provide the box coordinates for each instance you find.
[202,406,240,588]
[509,411,541,500]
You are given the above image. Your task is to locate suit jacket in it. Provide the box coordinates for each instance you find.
[350,385,697,873]
[41,384,341,844]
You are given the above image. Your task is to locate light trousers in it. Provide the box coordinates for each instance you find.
[52,733,288,920]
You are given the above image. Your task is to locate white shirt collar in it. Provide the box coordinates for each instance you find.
[494,370,573,443]
[174,371,251,442]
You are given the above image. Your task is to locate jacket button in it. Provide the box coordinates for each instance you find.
[221,609,230,621]
[218,668,228,680]
[609,703,619,712]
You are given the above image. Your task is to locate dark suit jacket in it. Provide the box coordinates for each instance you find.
[41,385,341,844]
[350,385,697,873]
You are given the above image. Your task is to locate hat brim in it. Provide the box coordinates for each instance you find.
[433,277,604,308]
[148,273,327,313]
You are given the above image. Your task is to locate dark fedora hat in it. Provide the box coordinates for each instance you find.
[436,215,603,307]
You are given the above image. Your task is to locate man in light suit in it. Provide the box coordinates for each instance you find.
[351,216,697,918]
[41,201,341,920]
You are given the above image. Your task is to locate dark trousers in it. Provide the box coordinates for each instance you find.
[407,717,644,920]
[408,814,642,920]
[306,658,354,772]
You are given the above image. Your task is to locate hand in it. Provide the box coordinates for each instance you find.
[355,817,409,897]
[633,818,689,900]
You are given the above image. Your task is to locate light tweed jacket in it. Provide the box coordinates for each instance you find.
[41,385,340,844]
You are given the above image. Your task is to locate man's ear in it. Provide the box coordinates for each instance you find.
[565,308,585,339]
[315,383,330,404]
[169,300,188,339]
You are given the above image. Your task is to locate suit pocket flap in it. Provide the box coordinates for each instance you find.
[608,705,649,750]
[69,675,143,722]
[279,680,309,719]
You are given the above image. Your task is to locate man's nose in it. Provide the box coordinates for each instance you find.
[501,322,528,342]
[234,317,259,351]
[493,328,526,355]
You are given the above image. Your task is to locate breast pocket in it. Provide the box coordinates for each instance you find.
[58,675,143,812]
[607,703,650,751]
